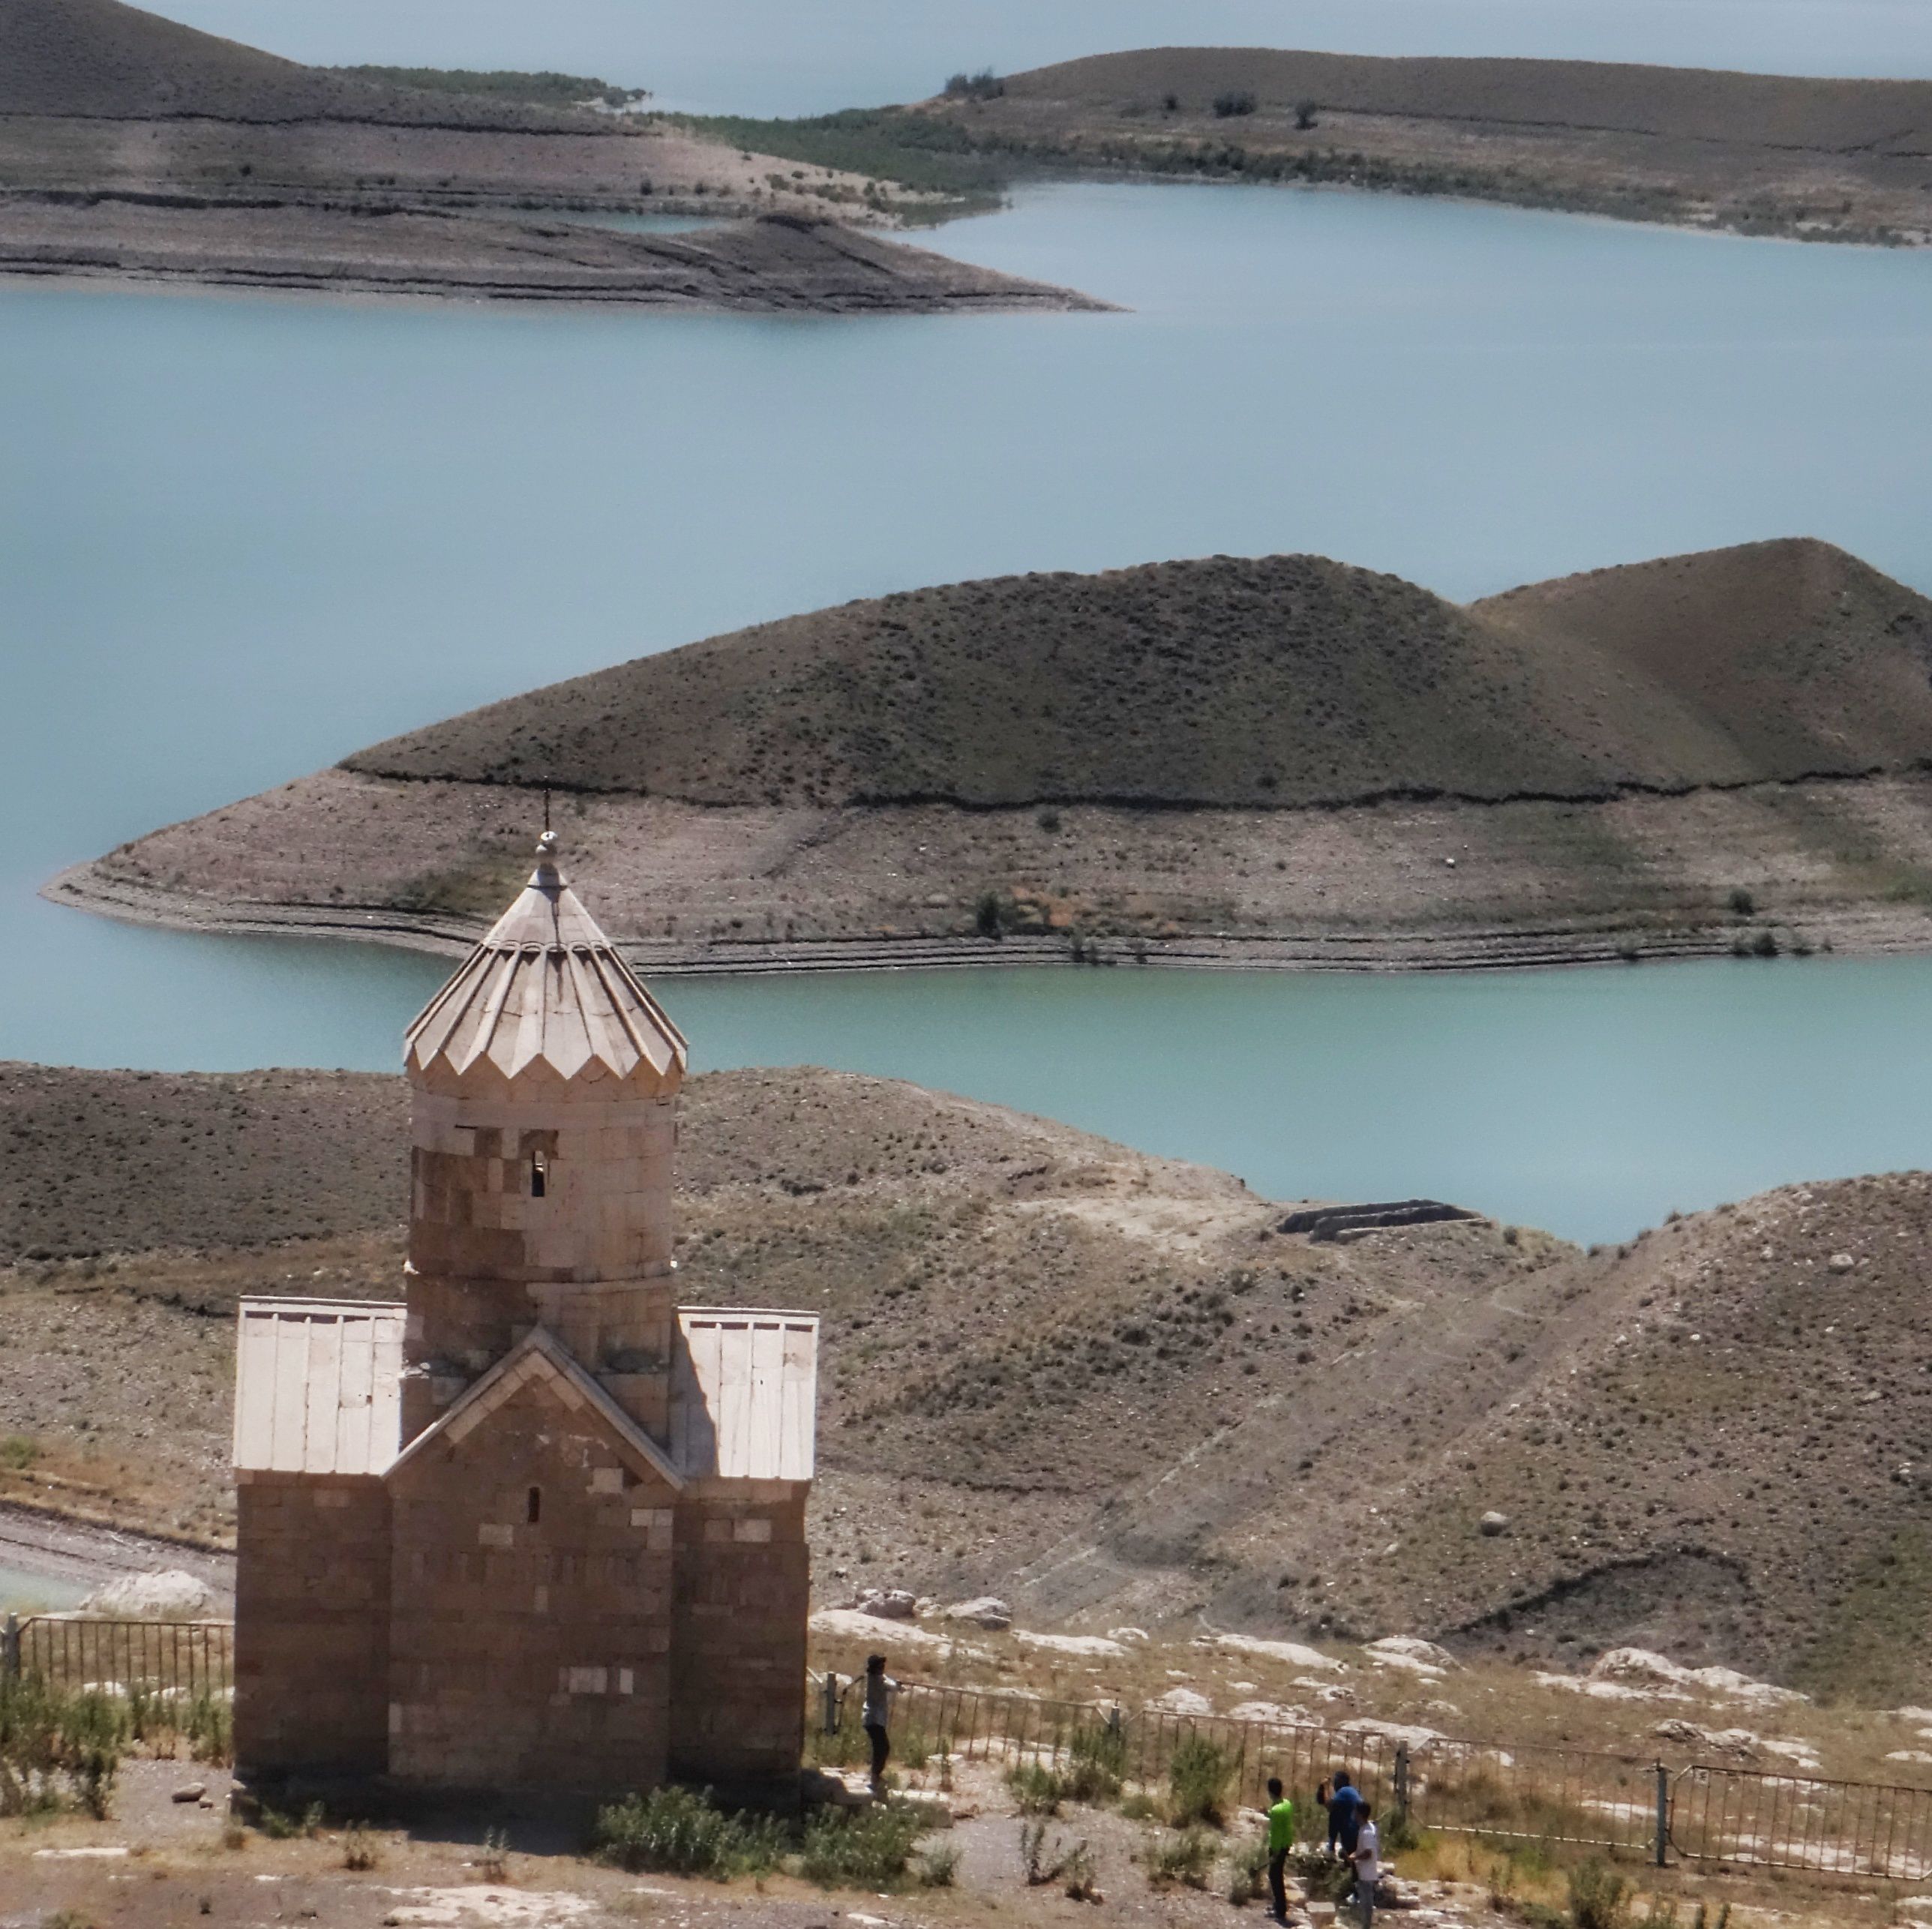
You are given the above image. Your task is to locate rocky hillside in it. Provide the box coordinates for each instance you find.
[0,0,987,280]
[61,537,1932,976]
[0,0,576,125]
[998,48,1932,152]
[7,1059,1932,1700]
[341,540,1932,810]
[899,46,1932,245]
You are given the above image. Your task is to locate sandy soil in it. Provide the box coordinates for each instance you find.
[51,765,1932,976]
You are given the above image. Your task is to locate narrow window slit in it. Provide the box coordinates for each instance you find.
[530,1150,547,1198]
[527,1486,542,1526]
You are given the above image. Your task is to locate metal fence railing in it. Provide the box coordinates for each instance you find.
[808,1669,1932,1881]
[3,1613,232,1700]
[9,1623,1930,1880]
[1670,1764,1932,1879]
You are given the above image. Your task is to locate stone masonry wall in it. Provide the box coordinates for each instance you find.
[669,1482,810,1786]
[386,1374,677,1792]
[233,1473,392,1780]
[404,1084,680,1444]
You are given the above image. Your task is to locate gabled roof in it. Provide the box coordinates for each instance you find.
[672,1310,818,1482]
[404,832,686,1093]
[386,1324,685,1491]
[233,1298,405,1476]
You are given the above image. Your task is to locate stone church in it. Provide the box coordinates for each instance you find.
[230,835,818,1795]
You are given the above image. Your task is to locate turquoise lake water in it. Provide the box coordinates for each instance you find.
[0,1563,85,1615]
[10,11,1932,1244]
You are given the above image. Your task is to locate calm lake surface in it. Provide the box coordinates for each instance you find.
[0,1563,86,1615]
[10,142,1932,1241]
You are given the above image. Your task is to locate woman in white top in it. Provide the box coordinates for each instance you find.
[862,1653,898,1792]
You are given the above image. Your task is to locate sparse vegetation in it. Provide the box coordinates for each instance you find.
[0,1676,128,1818]
[341,1822,380,1870]
[592,1786,784,1880]
[1214,91,1258,118]
[328,66,648,110]
[259,1801,325,1841]
[1566,1858,1633,1929]
[1146,1826,1216,1887]
[944,69,1006,101]
[1728,887,1756,916]
[799,1804,927,1888]
[1021,1818,1099,1897]
[1167,1732,1234,1828]
[1226,1833,1271,1904]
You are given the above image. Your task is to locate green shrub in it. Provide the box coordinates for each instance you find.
[1167,1733,1234,1828]
[1381,1807,1423,1852]
[914,1841,958,1886]
[259,1801,323,1841]
[1227,1834,1270,1904]
[1064,1720,1126,1802]
[944,69,1005,100]
[1008,1761,1065,1815]
[0,1436,38,1471]
[1148,1826,1216,1888]
[592,1786,782,1880]
[1213,91,1257,117]
[185,1690,232,1766]
[1727,887,1756,916]
[1568,1859,1632,1929]
[799,1803,926,1888]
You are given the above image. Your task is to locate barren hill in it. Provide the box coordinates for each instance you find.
[344,539,1932,810]
[898,45,1932,244]
[59,536,1932,976]
[7,1059,1932,1697]
[0,0,570,126]
[1000,48,1932,153]
[0,0,1042,303]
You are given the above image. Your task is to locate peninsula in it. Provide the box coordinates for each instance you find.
[55,536,1932,974]
[760,46,1932,246]
[0,0,1099,311]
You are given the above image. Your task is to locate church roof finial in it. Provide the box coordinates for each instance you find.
[402,820,685,1091]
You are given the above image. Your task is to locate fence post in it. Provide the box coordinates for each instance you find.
[1394,1742,1411,1826]
[2,1612,18,1684]
[1654,1762,1670,1868]
[822,1670,840,1736]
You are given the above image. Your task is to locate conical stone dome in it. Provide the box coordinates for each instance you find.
[404,833,686,1094]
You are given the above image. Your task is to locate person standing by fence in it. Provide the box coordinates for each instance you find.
[1349,1803,1380,1929]
[1322,1771,1364,1858]
[1266,1776,1296,1922]
[862,1653,898,1796]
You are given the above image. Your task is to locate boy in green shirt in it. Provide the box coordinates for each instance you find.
[1267,1777,1296,1922]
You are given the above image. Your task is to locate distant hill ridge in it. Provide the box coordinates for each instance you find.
[1000,47,1932,154]
[344,538,1932,812]
[0,0,584,126]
